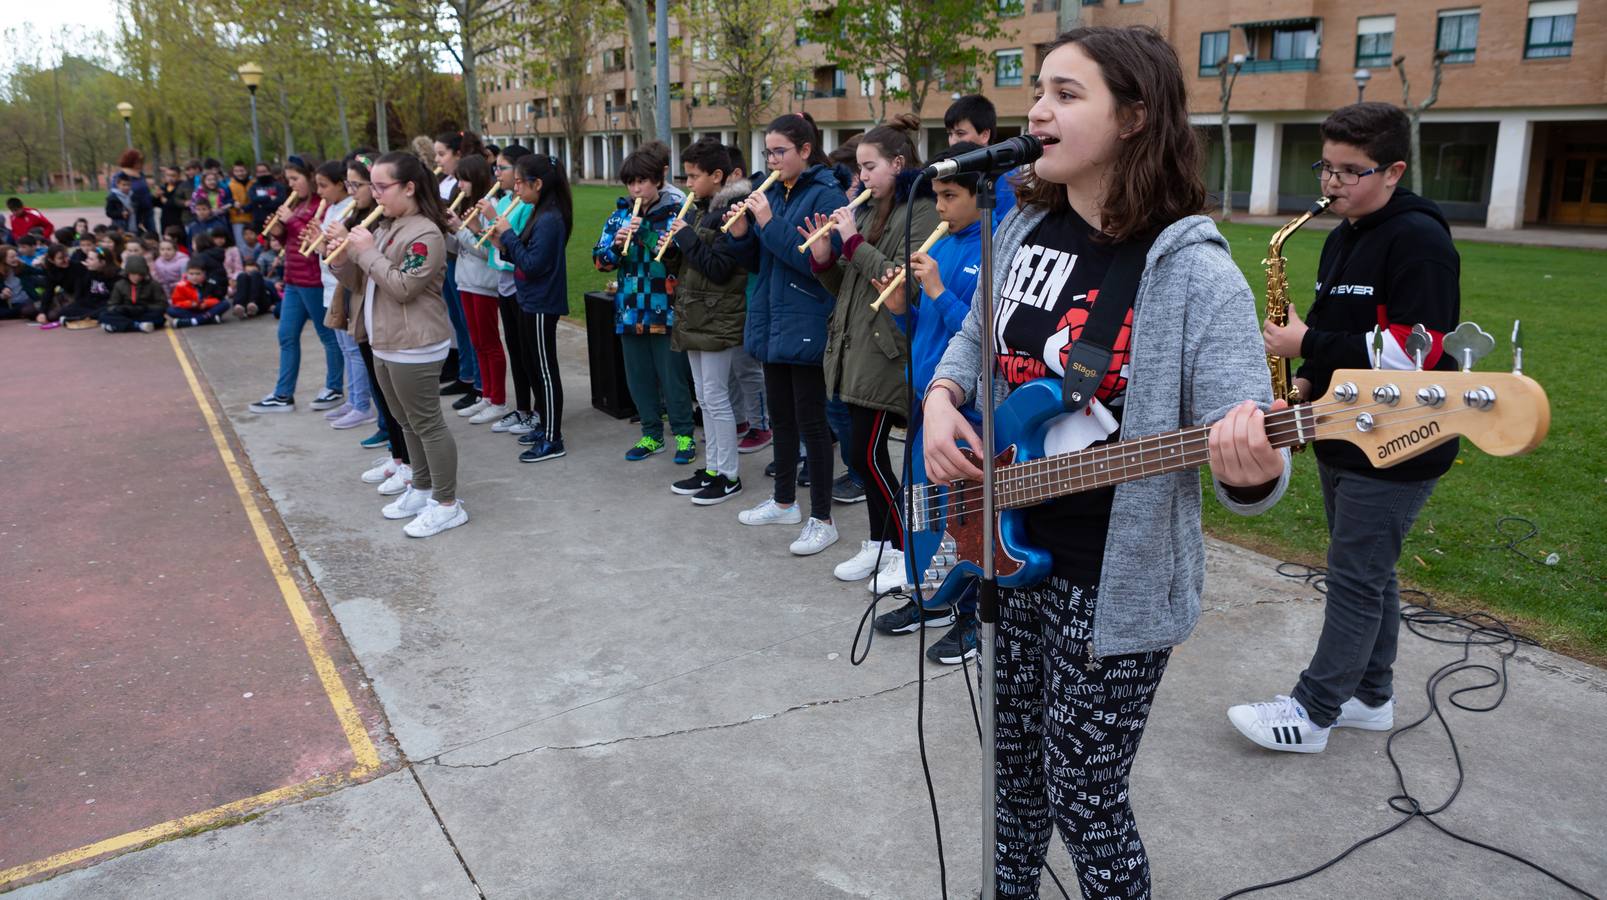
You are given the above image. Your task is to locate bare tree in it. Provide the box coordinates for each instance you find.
[689,0,808,155]
[1393,51,1449,196]
[617,0,658,143]
[528,0,616,179]
[1217,54,1245,221]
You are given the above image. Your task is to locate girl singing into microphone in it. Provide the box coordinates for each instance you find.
[922,26,1290,897]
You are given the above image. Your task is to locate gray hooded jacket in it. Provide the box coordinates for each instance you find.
[931,206,1291,657]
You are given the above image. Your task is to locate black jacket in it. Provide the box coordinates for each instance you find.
[1297,188,1460,481]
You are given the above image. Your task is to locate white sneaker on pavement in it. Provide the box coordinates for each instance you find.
[1334,696,1394,731]
[789,518,840,556]
[868,549,909,594]
[403,499,468,537]
[737,497,804,526]
[377,464,414,497]
[456,397,491,418]
[469,402,509,425]
[382,485,432,520]
[1227,695,1329,753]
[833,540,889,581]
[361,455,397,484]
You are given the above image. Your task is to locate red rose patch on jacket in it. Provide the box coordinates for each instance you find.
[402,240,428,274]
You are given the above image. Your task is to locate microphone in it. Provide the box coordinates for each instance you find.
[924,135,1047,179]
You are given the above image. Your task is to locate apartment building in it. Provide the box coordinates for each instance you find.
[479,0,1605,229]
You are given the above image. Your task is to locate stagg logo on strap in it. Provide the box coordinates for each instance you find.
[1329,283,1375,296]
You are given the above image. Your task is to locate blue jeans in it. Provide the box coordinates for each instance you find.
[274,284,343,400]
[826,395,862,484]
[335,329,371,412]
[1292,462,1438,727]
[442,258,480,389]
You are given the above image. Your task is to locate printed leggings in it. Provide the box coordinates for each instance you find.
[994,574,1171,899]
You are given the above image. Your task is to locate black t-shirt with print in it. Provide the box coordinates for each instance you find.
[994,208,1133,577]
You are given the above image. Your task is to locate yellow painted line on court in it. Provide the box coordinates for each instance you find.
[0,333,386,890]
[0,775,347,886]
[164,327,382,774]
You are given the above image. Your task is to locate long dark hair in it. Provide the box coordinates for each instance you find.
[513,154,573,243]
[859,113,923,244]
[283,159,316,208]
[374,151,449,234]
[344,150,377,227]
[1017,26,1205,243]
[765,112,829,167]
[315,160,347,196]
[455,154,494,209]
[434,129,485,160]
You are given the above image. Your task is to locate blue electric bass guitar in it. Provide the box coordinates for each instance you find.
[902,366,1549,609]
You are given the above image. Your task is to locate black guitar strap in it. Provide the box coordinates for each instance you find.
[1061,237,1155,414]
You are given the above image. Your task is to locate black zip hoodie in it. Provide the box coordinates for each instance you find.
[1296,188,1460,481]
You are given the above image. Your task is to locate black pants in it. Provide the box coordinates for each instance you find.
[1292,462,1437,726]
[517,309,564,441]
[995,575,1170,899]
[99,307,165,332]
[764,363,833,521]
[359,340,409,465]
[846,403,905,546]
[499,295,532,413]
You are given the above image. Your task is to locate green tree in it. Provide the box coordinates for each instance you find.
[805,0,1003,120]
[687,0,809,155]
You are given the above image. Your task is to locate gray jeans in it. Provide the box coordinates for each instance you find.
[688,348,740,478]
[1292,462,1437,727]
[374,357,460,504]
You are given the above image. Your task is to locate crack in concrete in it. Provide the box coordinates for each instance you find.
[420,669,964,771]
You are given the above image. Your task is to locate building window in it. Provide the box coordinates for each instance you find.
[692,38,703,61]
[1356,15,1394,68]
[1437,8,1480,64]
[1526,1,1576,59]
[1199,30,1230,76]
[998,0,1024,17]
[995,49,1024,87]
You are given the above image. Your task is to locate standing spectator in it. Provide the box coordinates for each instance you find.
[6,199,53,242]
[227,161,254,249]
[247,162,286,232]
[186,200,223,252]
[106,174,136,232]
[184,160,203,190]
[155,168,189,239]
[190,171,233,220]
[116,149,157,235]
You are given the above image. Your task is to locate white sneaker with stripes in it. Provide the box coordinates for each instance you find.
[1227,695,1329,753]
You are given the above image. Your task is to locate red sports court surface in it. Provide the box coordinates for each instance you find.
[0,323,385,887]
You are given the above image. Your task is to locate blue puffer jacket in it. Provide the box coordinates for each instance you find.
[730,164,849,366]
[499,203,570,316]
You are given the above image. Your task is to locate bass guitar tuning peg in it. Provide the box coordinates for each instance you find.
[1405,324,1432,371]
[1370,325,1383,369]
[1443,322,1495,373]
[1512,319,1524,376]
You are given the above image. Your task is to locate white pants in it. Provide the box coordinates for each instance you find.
[688,347,740,478]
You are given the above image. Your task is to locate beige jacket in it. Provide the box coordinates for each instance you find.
[329,212,451,352]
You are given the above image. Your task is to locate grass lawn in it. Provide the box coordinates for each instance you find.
[14,192,104,210]
[563,184,626,322]
[1209,222,1606,659]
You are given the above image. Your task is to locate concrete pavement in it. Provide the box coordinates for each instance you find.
[6,316,1605,898]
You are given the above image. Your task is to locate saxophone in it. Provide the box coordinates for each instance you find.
[1262,196,1332,404]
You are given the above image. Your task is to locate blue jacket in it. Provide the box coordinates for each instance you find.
[499,204,569,316]
[730,164,847,365]
[991,170,1018,230]
[896,218,980,416]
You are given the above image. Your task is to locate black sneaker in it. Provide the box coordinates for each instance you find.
[440,380,473,397]
[519,438,566,463]
[873,600,957,636]
[672,469,717,495]
[691,475,743,506]
[927,614,979,665]
[765,459,779,478]
[451,391,481,410]
[832,473,866,504]
[797,461,811,487]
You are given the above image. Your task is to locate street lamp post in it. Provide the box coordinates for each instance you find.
[1354,68,1372,103]
[116,101,133,148]
[238,62,265,164]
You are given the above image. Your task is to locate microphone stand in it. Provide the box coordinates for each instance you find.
[974,170,1000,900]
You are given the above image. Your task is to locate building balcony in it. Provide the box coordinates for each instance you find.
[1240,58,1319,74]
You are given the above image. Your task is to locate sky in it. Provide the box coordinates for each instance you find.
[5,3,128,76]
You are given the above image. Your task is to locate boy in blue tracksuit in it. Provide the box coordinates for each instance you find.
[871,142,986,664]
[594,149,697,463]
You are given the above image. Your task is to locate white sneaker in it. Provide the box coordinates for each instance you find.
[469,402,509,425]
[1334,696,1394,731]
[403,499,468,537]
[1227,695,1329,753]
[361,456,398,484]
[737,497,804,526]
[377,464,413,496]
[456,397,490,418]
[789,517,840,556]
[833,540,890,581]
[490,411,523,433]
[382,485,431,519]
[868,549,909,594]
